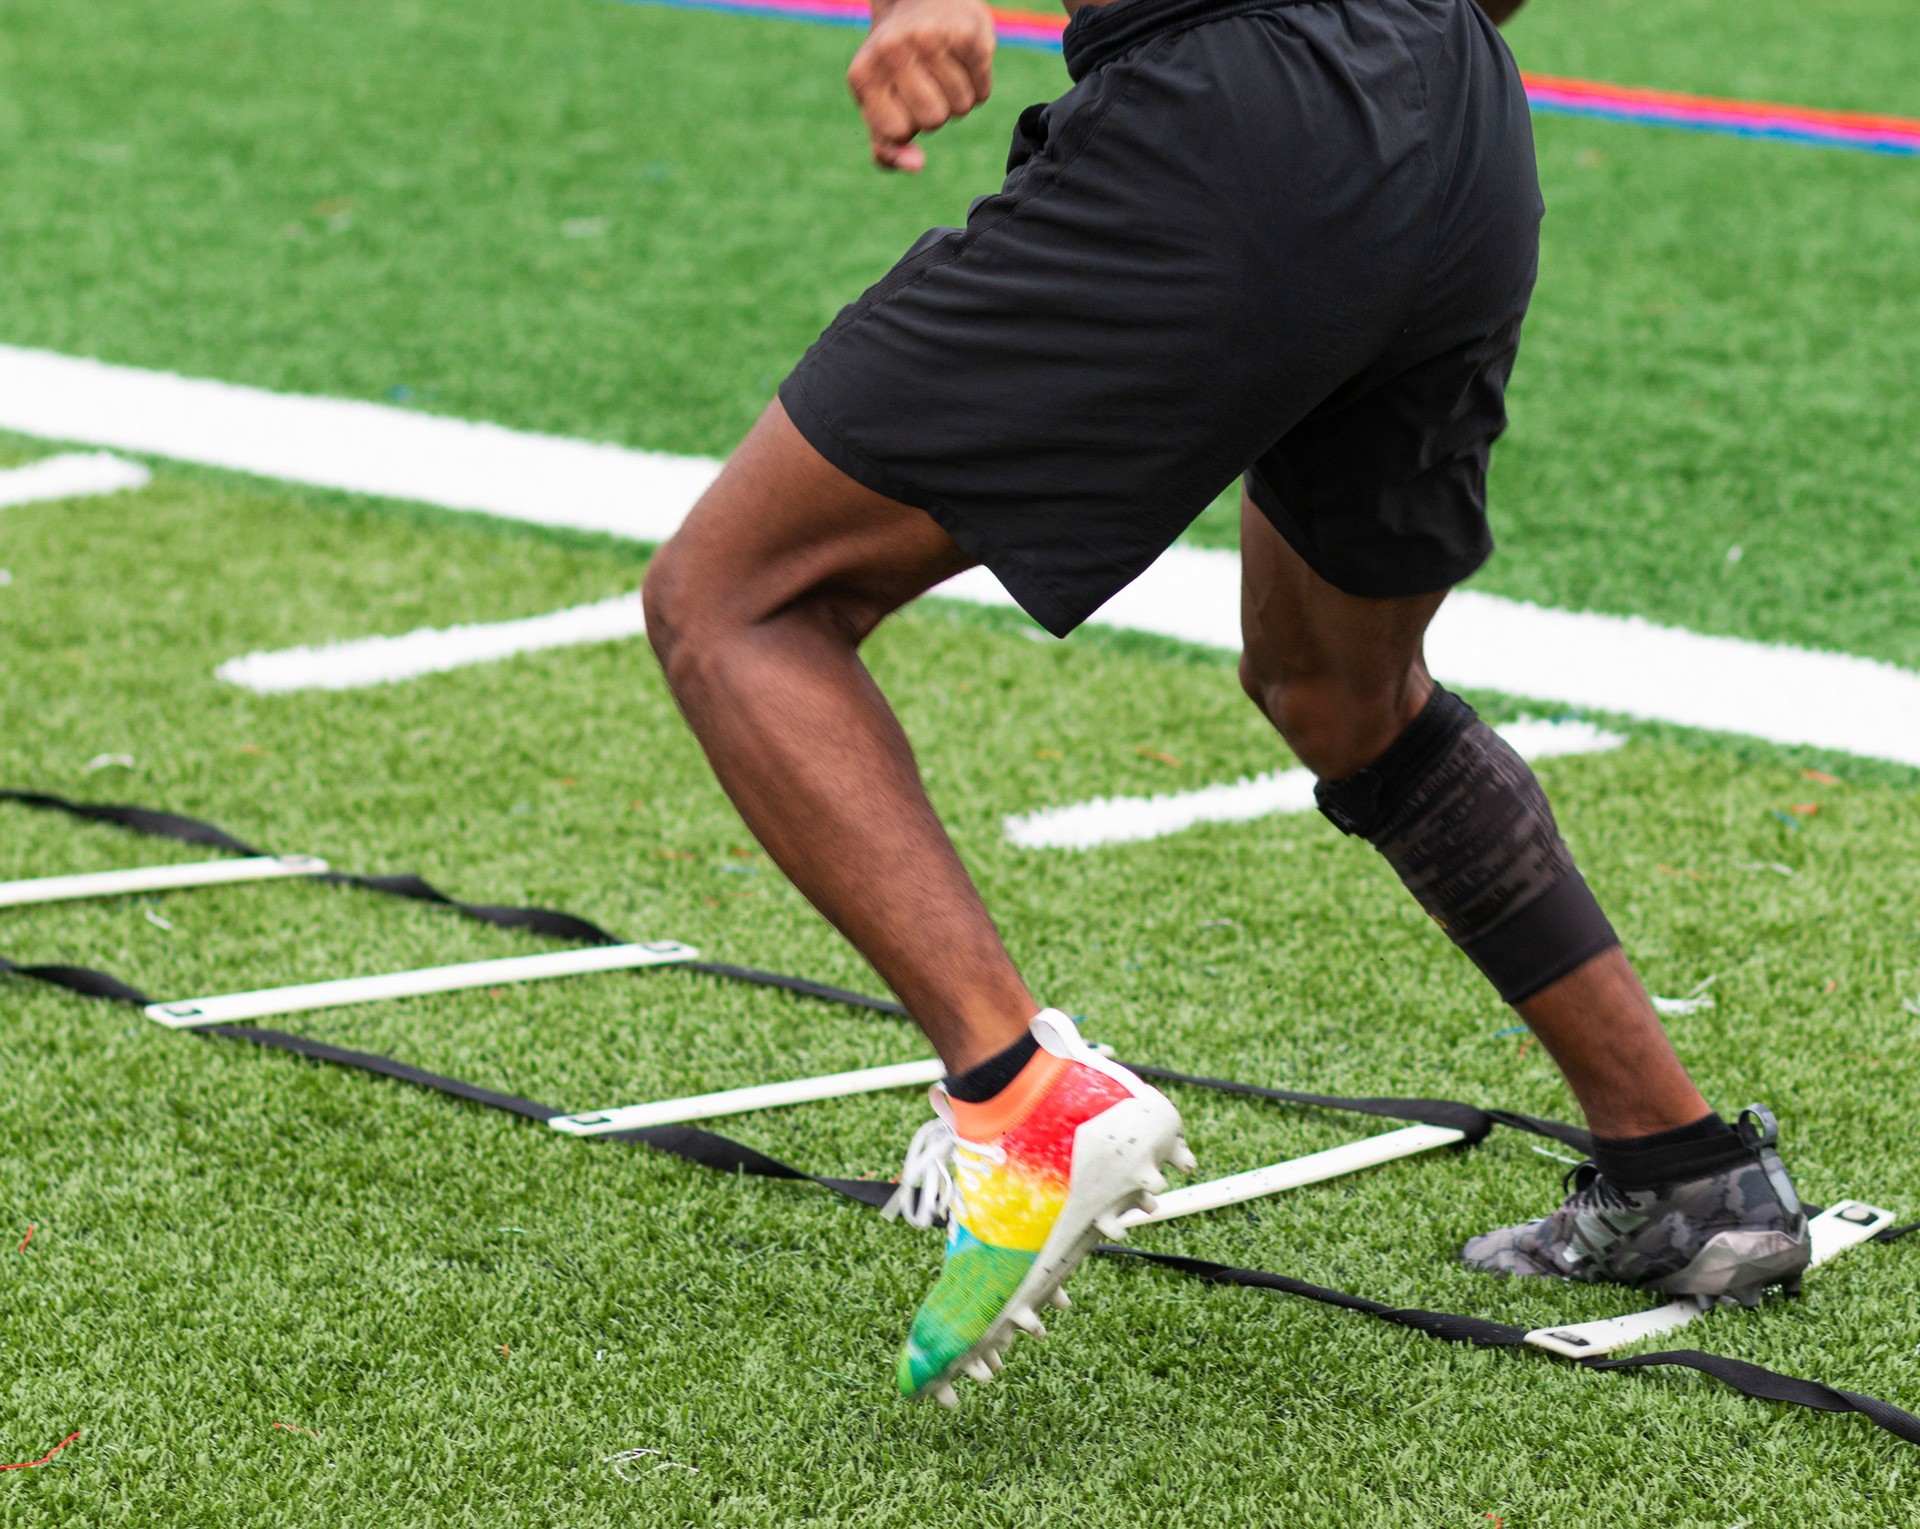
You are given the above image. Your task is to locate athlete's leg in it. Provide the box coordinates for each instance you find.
[1236,497,1709,1138]
[651,403,1190,1404]
[644,400,1034,1071]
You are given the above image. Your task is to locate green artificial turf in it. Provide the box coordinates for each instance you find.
[1,0,1918,660]
[3,0,1920,1520]
[2,464,1918,1526]
[1193,109,1920,669]
[1509,0,1920,117]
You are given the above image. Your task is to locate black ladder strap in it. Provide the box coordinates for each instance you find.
[1589,1350,1920,1442]
[0,954,156,1007]
[5,946,1914,1450]
[0,953,897,1206]
[211,1021,896,1205]
[8,790,1917,1444]
[0,943,1513,1143]
[1124,1063,1502,1146]
[0,790,267,856]
[1,789,908,1015]
[1099,1246,1920,1447]
[0,790,1506,1131]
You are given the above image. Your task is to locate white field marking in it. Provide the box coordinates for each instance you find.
[1650,993,1716,1018]
[1120,1123,1469,1227]
[226,548,1920,768]
[0,345,718,540]
[549,1056,946,1135]
[3,346,1916,766]
[0,451,150,507]
[604,1449,699,1481]
[0,854,329,910]
[1004,716,1626,850]
[143,940,699,1027]
[1523,1200,1898,1358]
[938,551,1920,768]
[218,591,646,693]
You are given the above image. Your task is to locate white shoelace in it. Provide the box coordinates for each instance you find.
[881,1116,1005,1229]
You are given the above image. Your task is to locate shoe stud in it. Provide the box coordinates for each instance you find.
[1170,1138,1198,1173]
[1048,1287,1071,1311]
[1012,1307,1046,1339]
[984,1347,1005,1373]
[1096,1211,1132,1240]
[933,1382,959,1409]
[964,1357,995,1384]
[1143,1168,1168,1195]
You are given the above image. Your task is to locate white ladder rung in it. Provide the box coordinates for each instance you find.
[550,1057,947,1135]
[0,854,330,909]
[145,940,699,1027]
[1123,1123,1470,1226]
[1523,1199,1898,1357]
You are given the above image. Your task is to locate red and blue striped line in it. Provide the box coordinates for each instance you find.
[622,0,1920,158]
[1524,72,1920,156]
[631,0,1069,45]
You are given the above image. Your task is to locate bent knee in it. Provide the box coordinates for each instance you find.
[640,541,698,673]
[1237,649,1276,714]
[1241,661,1339,767]
[642,541,762,691]
[643,534,886,693]
[1239,650,1332,743]
[1241,657,1424,781]
[640,537,765,691]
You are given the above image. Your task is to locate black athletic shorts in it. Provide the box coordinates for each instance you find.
[780,0,1543,636]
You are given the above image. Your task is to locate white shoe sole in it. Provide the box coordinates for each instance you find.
[918,1090,1194,1407]
[1653,1225,1811,1304]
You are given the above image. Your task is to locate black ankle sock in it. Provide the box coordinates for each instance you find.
[1591,1112,1748,1189]
[945,1033,1041,1104]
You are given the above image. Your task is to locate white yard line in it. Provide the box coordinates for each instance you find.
[218,591,647,693]
[0,344,716,540]
[0,451,150,508]
[3,344,1919,768]
[940,554,1920,768]
[1005,718,1626,850]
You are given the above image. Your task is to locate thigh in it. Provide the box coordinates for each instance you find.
[1239,491,1447,693]
[648,401,975,643]
[1243,0,1541,604]
[779,3,1455,639]
[1243,314,1526,604]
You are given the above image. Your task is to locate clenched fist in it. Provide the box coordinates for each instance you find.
[847,0,996,172]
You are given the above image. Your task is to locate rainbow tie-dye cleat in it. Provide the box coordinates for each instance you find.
[882,1010,1195,1406]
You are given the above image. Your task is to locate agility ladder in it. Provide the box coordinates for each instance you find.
[3,788,1915,1450]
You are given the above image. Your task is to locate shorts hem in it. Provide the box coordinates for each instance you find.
[779,379,1088,639]
[1243,470,1493,600]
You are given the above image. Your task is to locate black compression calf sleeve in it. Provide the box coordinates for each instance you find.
[1315,687,1620,1004]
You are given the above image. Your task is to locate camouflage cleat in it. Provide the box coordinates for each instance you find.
[1463,1105,1810,1305]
